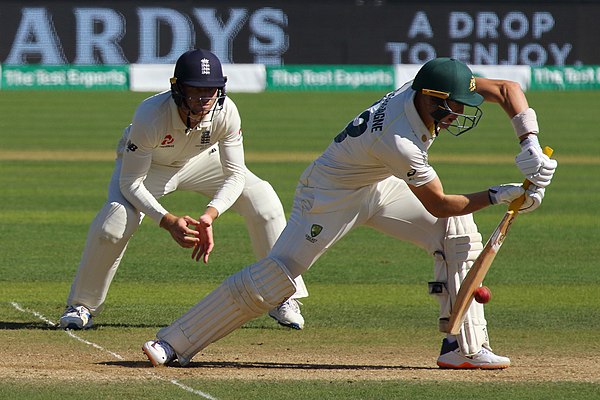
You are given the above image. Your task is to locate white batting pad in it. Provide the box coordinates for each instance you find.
[430,214,489,355]
[157,257,296,365]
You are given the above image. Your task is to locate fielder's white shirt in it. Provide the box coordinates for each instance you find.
[116,91,245,223]
[300,82,438,190]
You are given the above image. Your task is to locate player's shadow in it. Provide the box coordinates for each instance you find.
[102,360,435,371]
[0,321,56,330]
[0,321,167,330]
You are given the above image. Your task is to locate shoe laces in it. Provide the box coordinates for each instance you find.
[468,347,494,360]
[279,299,302,313]
[67,305,90,316]
[476,347,496,358]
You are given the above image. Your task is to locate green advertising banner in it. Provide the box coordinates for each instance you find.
[1,65,129,90]
[266,65,395,91]
[530,66,600,90]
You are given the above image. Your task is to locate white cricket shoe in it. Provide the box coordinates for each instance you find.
[143,340,176,367]
[59,305,93,330]
[437,338,511,369]
[268,299,304,330]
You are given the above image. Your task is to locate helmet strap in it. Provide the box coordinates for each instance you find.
[186,112,192,133]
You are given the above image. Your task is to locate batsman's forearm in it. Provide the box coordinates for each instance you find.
[431,191,493,218]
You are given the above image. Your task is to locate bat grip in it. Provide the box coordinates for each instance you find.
[508,145,554,212]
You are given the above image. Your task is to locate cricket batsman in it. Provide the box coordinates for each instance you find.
[142,58,557,369]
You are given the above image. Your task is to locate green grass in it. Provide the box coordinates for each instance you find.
[1,90,599,399]
[2,379,598,400]
[1,380,598,400]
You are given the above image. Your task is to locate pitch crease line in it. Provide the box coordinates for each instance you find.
[10,302,217,400]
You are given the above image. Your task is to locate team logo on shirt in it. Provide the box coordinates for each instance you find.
[310,224,323,237]
[160,134,175,147]
[305,224,323,243]
[200,130,211,146]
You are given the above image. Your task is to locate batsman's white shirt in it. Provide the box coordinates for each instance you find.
[272,83,447,277]
[301,82,437,190]
[116,91,245,223]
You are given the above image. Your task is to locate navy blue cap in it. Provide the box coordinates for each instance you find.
[173,49,226,88]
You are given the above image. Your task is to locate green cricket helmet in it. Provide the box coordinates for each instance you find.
[412,58,483,135]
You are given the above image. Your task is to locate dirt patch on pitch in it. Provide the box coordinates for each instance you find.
[2,338,598,384]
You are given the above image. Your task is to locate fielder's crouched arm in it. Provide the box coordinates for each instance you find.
[156,257,296,366]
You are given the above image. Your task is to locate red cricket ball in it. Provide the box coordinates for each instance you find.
[474,286,492,304]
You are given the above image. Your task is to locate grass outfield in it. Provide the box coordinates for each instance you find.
[0,90,599,399]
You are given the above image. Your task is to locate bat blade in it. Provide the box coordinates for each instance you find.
[444,145,553,335]
[445,210,516,334]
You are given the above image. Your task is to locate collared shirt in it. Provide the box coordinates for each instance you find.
[300,82,437,190]
[116,91,245,223]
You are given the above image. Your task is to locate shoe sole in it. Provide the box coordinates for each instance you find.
[277,321,303,330]
[268,315,303,330]
[437,361,510,369]
[58,321,93,330]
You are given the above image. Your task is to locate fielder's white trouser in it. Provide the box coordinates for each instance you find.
[66,145,307,314]
[158,175,488,363]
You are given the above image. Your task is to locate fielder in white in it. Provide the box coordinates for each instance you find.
[143,58,557,369]
[58,49,308,331]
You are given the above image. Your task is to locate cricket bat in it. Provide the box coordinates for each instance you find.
[444,146,554,335]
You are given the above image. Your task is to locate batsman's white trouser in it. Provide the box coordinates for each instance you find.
[159,175,490,363]
[273,176,488,354]
[66,146,307,314]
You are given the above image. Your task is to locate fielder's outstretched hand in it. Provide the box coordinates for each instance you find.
[191,213,215,263]
[159,213,201,248]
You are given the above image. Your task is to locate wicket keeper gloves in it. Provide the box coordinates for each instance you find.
[488,183,544,213]
[515,135,557,188]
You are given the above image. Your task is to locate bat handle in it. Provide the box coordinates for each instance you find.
[508,145,554,212]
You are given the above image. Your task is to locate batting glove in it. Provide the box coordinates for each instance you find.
[488,183,544,213]
[515,136,557,188]
[519,185,545,214]
[488,183,525,205]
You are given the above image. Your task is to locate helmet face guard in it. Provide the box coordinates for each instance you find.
[429,96,483,136]
[170,78,227,113]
